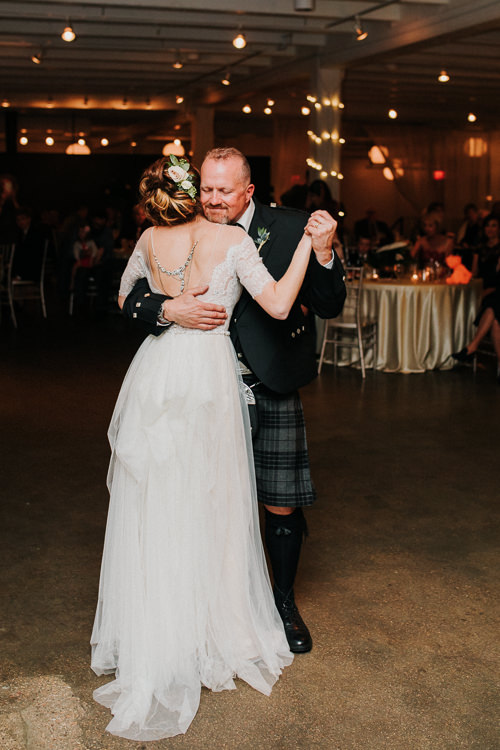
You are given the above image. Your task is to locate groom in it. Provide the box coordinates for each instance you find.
[123,147,345,652]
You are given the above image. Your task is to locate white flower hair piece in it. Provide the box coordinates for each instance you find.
[166,155,197,200]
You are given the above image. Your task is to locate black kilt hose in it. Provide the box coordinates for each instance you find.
[245,379,316,508]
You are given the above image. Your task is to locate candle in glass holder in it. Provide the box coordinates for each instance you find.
[411,271,419,282]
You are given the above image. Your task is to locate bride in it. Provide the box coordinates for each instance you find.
[90,155,316,741]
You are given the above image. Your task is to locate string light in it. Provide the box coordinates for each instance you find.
[175,95,184,104]
[19,136,28,145]
[45,136,54,146]
[301,106,310,116]
[100,138,109,147]
[61,24,76,42]
[264,107,272,115]
[388,108,398,119]
[267,99,275,107]
[242,104,252,114]
[232,33,246,49]
[468,112,477,122]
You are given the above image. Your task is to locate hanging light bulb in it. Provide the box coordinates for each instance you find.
[388,108,398,119]
[467,112,477,123]
[438,70,450,82]
[232,32,247,49]
[355,16,368,42]
[242,104,252,114]
[175,95,184,104]
[264,107,272,115]
[61,24,76,42]
[267,99,275,107]
[45,136,54,146]
[19,136,28,146]
[301,106,310,116]
[100,138,109,147]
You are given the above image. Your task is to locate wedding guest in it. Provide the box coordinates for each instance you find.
[12,207,46,281]
[471,214,500,279]
[411,212,454,267]
[354,209,393,248]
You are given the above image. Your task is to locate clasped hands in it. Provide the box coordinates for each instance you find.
[162,209,337,330]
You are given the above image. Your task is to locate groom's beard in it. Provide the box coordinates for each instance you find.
[203,204,231,225]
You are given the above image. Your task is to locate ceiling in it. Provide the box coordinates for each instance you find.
[1,0,500,149]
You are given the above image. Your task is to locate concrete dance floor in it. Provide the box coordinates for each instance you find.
[0,314,498,750]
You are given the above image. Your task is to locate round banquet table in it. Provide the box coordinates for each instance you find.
[360,278,483,373]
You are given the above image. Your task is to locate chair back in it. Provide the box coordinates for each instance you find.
[341,266,364,323]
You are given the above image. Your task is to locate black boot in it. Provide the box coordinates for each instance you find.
[264,508,312,653]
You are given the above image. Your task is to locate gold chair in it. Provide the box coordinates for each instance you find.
[2,240,48,328]
[318,266,377,378]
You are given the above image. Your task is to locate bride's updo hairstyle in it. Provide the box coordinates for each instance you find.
[139,156,203,226]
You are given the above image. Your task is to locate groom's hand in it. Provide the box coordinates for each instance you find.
[162,285,227,330]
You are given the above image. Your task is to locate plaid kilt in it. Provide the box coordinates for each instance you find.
[248,382,316,508]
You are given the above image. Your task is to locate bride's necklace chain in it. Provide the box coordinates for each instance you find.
[152,239,198,295]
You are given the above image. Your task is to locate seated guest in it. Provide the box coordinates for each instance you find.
[346,235,376,267]
[12,207,46,280]
[354,209,393,248]
[471,214,500,279]
[90,209,116,315]
[457,203,483,249]
[411,212,454,268]
[0,174,19,243]
[453,253,500,382]
[71,224,99,310]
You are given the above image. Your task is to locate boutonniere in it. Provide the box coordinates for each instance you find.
[254,227,270,253]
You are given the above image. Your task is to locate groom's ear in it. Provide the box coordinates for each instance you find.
[246,183,255,201]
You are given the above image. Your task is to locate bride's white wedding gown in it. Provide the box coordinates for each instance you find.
[90,227,293,741]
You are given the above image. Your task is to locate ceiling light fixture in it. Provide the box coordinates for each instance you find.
[61,23,76,42]
[172,60,183,69]
[221,71,231,86]
[467,112,477,123]
[19,136,28,145]
[294,0,315,10]
[355,16,368,42]
[242,104,252,114]
[175,95,184,104]
[1,99,10,108]
[31,50,43,65]
[100,138,109,147]
[438,69,450,82]
[388,108,398,119]
[45,136,54,146]
[233,32,247,50]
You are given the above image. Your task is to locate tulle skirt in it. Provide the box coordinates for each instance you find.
[90,328,292,741]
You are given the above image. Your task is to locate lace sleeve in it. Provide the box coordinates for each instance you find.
[234,235,275,298]
[118,230,150,297]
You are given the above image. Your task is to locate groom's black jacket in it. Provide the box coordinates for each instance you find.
[123,200,346,394]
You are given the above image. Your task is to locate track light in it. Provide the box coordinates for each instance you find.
[61,24,76,42]
[242,104,252,114]
[221,72,231,86]
[355,16,368,42]
[172,59,183,69]
[468,112,477,123]
[438,69,450,82]
[31,50,43,65]
[233,32,247,50]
